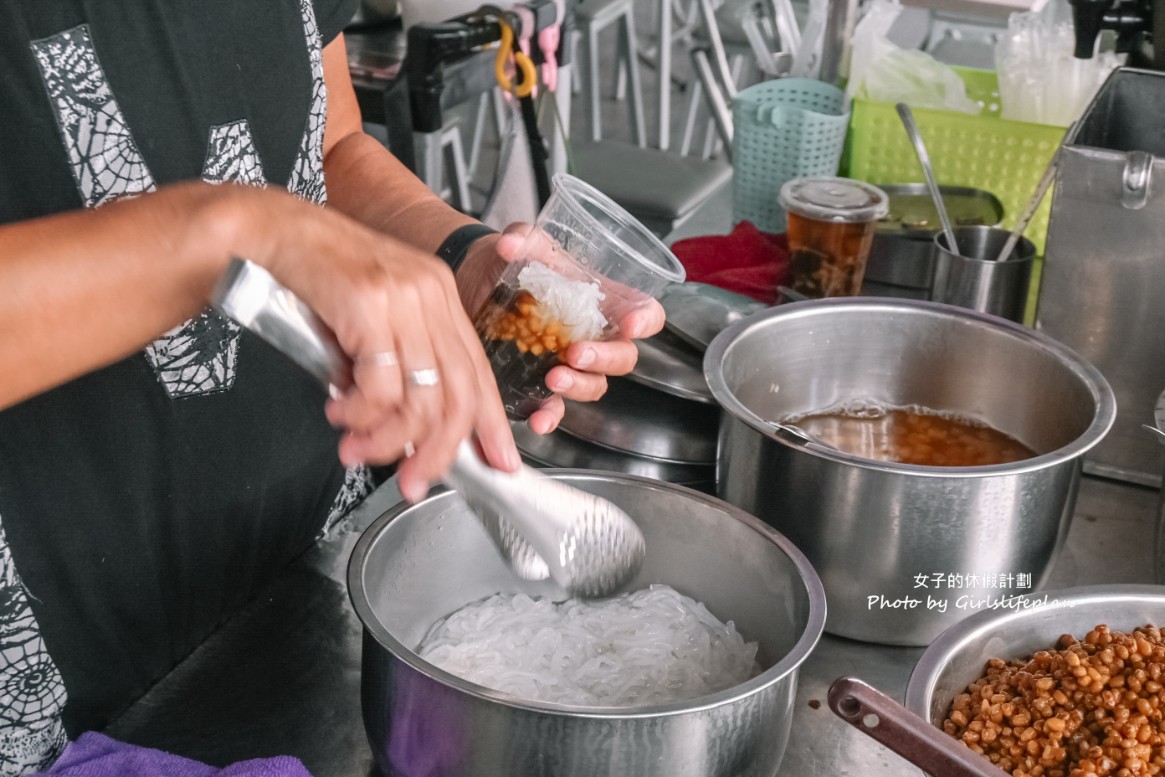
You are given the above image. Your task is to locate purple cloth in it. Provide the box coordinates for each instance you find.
[30,733,314,777]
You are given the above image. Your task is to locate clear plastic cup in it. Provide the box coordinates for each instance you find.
[474,174,686,419]
[779,177,890,299]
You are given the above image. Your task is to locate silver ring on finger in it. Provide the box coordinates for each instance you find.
[357,351,399,368]
[407,367,440,387]
[403,440,416,458]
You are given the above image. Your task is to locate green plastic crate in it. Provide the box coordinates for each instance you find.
[843,68,1065,256]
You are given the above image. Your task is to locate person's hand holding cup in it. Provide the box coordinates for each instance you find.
[472,174,685,423]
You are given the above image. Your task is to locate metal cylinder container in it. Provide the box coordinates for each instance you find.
[348,472,826,777]
[931,226,1036,323]
[705,298,1115,646]
[1155,389,1165,584]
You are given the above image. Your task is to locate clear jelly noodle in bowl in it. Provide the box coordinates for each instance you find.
[474,174,686,419]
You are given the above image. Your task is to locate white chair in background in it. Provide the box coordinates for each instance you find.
[572,0,648,145]
[568,0,735,237]
[681,0,791,158]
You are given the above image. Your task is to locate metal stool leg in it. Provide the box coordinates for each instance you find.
[442,125,472,213]
[657,0,672,149]
[585,24,603,142]
[680,78,703,157]
[619,12,648,147]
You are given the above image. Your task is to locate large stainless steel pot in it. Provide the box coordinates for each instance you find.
[348,472,826,777]
[705,298,1116,647]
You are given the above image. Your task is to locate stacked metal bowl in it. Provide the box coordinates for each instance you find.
[512,328,721,492]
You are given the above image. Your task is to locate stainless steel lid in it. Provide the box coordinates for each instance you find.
[558,376,720,464]
[659,282,766,353]
[510,421,716,487]
[627,328,715,404]
[875,184,1004,239]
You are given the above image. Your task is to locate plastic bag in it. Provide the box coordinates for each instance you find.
[995,0,1123,126]
[846,0,979,114]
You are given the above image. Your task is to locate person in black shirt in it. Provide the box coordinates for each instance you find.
[0,2,661,773]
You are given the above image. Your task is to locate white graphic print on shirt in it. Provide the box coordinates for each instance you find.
[0,4,370,773]
[0,523,67,777]
[31,24,243,399]
[143,120,268,396]
[288,0,329,206]
[29,25,152,208]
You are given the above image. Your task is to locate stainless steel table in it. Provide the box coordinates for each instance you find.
[106,473,1161,776]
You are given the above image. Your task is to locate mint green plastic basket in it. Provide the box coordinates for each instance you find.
[843,68,1066,256]
[732,78,851,233]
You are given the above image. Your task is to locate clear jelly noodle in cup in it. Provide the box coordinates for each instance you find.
[779,177,890,299]
[473,174,686,419]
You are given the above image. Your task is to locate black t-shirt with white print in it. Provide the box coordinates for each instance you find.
[0,0,361,772]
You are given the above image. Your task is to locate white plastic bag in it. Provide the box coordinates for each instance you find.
[846,0,979,114]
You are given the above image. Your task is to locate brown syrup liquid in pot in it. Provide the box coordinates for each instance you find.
[792,407,1035,467]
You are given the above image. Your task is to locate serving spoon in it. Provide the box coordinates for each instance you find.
[829,676,1004,777]
[896,103,960,257]
[768,420,838,453]
[993,122,1077,264]
[210,257,646,599]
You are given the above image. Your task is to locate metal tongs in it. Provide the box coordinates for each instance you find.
[210,258,646,598]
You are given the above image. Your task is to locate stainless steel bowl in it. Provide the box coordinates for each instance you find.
[865,184,1004,293]
[348,472,826,777]
[905,584,1165,727]
[510,421,716,491]
[705,298,1116,646]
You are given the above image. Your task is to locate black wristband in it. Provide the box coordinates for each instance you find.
[436,224,498,273]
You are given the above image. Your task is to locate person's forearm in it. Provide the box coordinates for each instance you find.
[316,35,508,314]
[323,131,478,254]
[0,182,332,409]
[0,183,234,407]
[322,132,509,315]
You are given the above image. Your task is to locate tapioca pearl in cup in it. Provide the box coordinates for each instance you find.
[484,291,573,358]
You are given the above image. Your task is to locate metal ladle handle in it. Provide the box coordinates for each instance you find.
[828,677,1003,777]
[993,121,1077,264]
[896,103,960,257]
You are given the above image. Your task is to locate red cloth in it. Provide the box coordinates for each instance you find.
[669,221,790,304]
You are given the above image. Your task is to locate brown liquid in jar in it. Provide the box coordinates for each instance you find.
[785,214,878,299]
[792,407,1035,466]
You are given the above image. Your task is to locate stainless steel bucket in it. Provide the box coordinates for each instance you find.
[1156,389,1165,583]
[1037,67,1165,487]
[931,226,1036,323]
[705,298,1116,646]
[348,472,826,777]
